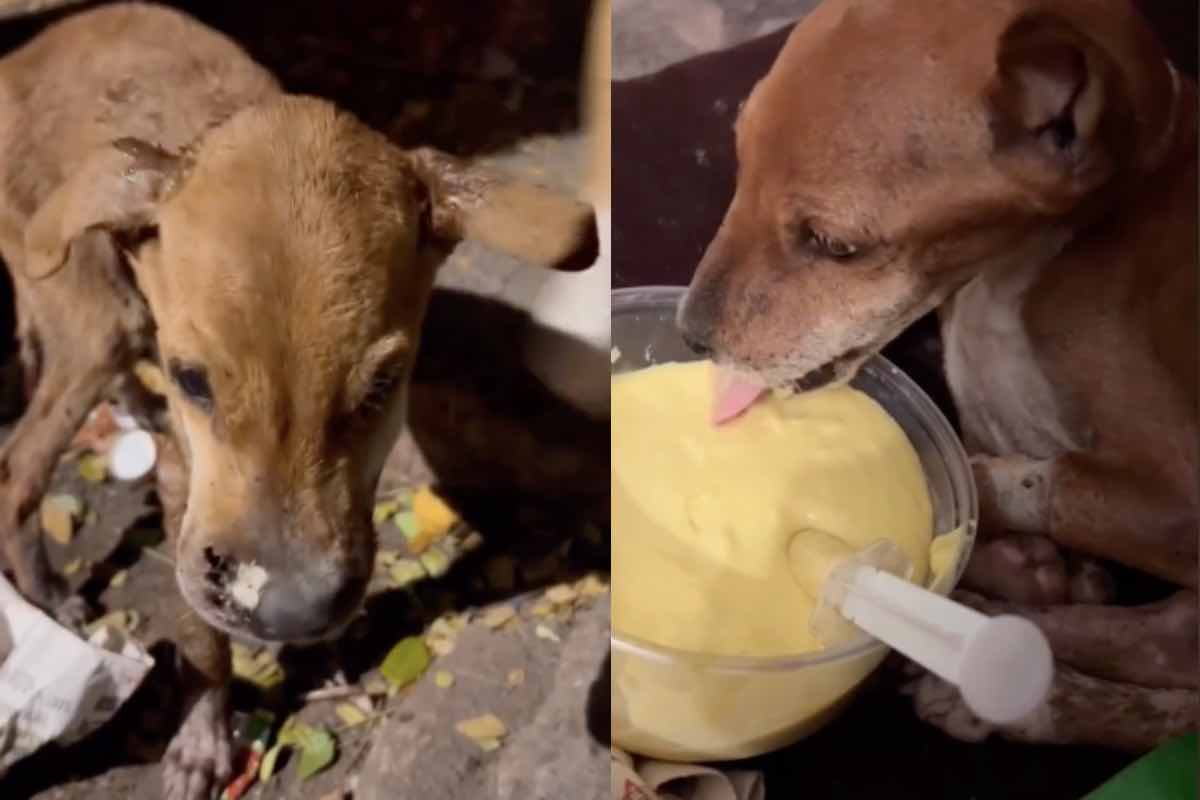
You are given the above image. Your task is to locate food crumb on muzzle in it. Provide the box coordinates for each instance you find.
[229,563,269,610]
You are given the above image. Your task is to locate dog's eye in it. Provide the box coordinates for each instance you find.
[358,363,404,416]
[168,360,213,412]
[800,224,858,261]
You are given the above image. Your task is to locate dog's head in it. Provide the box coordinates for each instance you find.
[26,96,596,642]
[678,0,1173,388]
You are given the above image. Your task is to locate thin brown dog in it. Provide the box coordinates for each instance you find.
[678,0,1196,750]
[0,4,595,798]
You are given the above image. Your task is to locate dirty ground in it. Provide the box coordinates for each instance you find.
[0,1,608,798]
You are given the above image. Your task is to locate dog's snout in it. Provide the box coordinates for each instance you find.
[193,543,367,642]
[681,329,714,357]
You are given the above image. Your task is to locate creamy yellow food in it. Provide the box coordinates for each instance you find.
[612,360,934,657]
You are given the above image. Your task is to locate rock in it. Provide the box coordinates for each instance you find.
[357,599,608,800]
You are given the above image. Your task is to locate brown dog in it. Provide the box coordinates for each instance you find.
[0,4,595,798]
[679,0,1196,750]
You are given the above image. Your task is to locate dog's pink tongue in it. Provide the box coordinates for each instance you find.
[712,367,768,425]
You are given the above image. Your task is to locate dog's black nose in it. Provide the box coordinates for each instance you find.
[199,546,366,641]
[681,330,714,357]
[251,572,366,641]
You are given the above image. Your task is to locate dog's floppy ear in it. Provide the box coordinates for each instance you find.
[986,13,1123,206]
[24,138,179,280]
[406,147,598,272]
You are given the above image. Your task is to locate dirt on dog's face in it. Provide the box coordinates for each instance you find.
[678,0,1152,388]
[134,99,432,643]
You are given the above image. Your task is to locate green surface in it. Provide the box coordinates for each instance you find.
[1083,734,1197,800]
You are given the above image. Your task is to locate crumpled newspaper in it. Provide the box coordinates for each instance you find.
[611,749,765,800]
[0,573,154,776]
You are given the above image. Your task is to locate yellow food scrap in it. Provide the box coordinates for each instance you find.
[535,624,561,643]
[77,453,108,483]
[530,602,554,618]
[373,499,400,526]
[109,569,129,589]
[481,605,516,629]
[410,486,459,553]
[505,668,525,689]
[418,548,451,578]
[84,609,140,637]
[62,557,84,576]
[434,670,456,689]
[456,713,507,750]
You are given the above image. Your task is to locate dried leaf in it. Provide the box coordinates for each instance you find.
[393,510,419,540]
[456,714,507,749]
[545,584,578,606]
[84,609,139,638]
[380,636,430,689]
[134,360,169,396]
[372,499,400,526]
[419,548,451,578]
[434,670,455,689]
[481,605,516,629]
[259,742,285,782]
[577,574,608,597]
[505,668,525,689]
[78,453,108,483]
[335,703,368,728]
[389,558,426,588]
[535,624,561,643]
[62,558,84,577]
[428,638,455,657]
[41,494,82,545]
[231,643,286,691]
[109,569,128,589]
[296,726,336,780]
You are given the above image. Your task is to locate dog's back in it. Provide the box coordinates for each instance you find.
[0,3,277,227]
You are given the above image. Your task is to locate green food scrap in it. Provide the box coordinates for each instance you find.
[419,548,451,578]
[335,703,368,728]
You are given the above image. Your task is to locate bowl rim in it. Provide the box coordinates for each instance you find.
[610,284,979,674]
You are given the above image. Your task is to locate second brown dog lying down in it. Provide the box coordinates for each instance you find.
[0,4,595,798]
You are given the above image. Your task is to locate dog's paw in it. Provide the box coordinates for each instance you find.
[162,687,232,800]
[962,534,1068,605]
[53,595,92,633]
[909,672,994,743]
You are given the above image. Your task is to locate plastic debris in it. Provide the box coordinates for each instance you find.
[108,430,156,482]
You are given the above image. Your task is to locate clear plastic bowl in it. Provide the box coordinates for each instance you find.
[611,285,978,762]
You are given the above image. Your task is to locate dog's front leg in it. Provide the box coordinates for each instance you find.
[970,453,1198,588]
[156,434,234,800]
[163,621,233,800]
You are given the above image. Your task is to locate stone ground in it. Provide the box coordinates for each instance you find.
[0,1,608,798]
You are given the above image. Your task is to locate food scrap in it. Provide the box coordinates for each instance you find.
[434,670,456,689]
[505,668,525,689]
[411,486,460,552]
[335,702,369,728]
[77,452,109,483]
[535,624,561,643]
